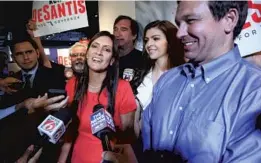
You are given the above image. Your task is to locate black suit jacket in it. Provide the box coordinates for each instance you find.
[0,65,66,162]
[0,65,66,109]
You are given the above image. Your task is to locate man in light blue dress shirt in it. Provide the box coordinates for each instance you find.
[143,1,261,163]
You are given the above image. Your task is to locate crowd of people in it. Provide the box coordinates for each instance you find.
[1,1,261,163]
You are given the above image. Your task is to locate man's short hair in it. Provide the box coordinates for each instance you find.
[177,1,248,40]
[208,1,248,40]
[10,37,38,54]
[114,15,139,40]
[69,42,88,54]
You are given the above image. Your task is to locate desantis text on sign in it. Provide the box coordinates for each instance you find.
[32,0,89,37]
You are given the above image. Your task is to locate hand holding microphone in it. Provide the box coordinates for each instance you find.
[90,104,116,151]
[27,107,72,160]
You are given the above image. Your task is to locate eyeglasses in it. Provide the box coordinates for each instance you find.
[69,53,86,57]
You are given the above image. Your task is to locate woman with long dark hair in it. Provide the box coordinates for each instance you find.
[133,20,184,136]
[58,31,137,163]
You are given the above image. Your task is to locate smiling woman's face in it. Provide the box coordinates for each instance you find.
[86,36,114,72]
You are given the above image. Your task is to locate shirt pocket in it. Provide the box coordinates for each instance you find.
[178,118,225,162]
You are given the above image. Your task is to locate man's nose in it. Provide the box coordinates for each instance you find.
[176,23,188,40]
[114,30,121,38]
[23,53,30,60]
[76,56,84,61]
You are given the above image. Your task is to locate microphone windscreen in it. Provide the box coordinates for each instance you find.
[93,104,104,113]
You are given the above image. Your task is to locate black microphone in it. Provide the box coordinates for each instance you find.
[28,108,72,159]
[90,104,116,151]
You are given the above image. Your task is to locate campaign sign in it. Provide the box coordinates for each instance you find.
[57,48,71,67]
[235,0,261,57]
[32,0,89,37]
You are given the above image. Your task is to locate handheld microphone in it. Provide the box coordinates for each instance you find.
[90,104,116,151]
[29,108,72,159]
[38,108,71,144]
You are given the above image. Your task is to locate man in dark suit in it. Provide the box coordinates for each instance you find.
[0,37,66,162]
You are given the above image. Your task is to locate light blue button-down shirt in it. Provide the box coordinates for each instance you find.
[143,46,261,163]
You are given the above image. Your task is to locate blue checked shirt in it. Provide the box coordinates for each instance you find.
[143,45,261,163]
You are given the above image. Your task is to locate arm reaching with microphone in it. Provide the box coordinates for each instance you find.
[20,107,72,162]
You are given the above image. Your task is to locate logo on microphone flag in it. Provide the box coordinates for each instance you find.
[90,109,115,135]
[38,115,65,144]
[40,115,60,133]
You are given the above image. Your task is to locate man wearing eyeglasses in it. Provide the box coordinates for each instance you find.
[0,37,66,162]
[69,42,87,75]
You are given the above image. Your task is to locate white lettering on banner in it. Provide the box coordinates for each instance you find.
[235,0,261,57]
[57,48,71,67]
[32,0,89,37]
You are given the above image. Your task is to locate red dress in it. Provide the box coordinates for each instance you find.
[65,77,136,163]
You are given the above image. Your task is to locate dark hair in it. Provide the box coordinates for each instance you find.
[10,37,38,54]
[208,1,248,40]
[0,51,8,61]
[177,1,248,40]
[131,20,184,94]
[74,31,119,116]
[114,15,139,42]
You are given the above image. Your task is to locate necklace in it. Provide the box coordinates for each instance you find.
[88,84,101,89]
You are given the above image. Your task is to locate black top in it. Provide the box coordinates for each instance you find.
[119,48,143,79]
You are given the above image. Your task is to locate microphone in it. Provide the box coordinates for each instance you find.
[38,108,71,143]
[29,108,72,159]
[90,104,116,151]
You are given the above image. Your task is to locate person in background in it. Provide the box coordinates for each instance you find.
[52,31,137,163]
[113,15,144,81]
[26,19,67,82]
[26,19,51,68]
[132,20,184,137]
[27,19,85,80]
[129,20,184,163]
[69,42,88,76]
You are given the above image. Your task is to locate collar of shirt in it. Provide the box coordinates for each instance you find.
[21,63,39,83]
[182,45,241,84]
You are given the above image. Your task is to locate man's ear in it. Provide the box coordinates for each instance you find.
[110,58,115,66]
[223,8,239,35]
[36,49,40,58]
[132,34,137,42]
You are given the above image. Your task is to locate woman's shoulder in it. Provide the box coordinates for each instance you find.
[117,79,132,89]
[116,79,135,96]
[67,76,77,84]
